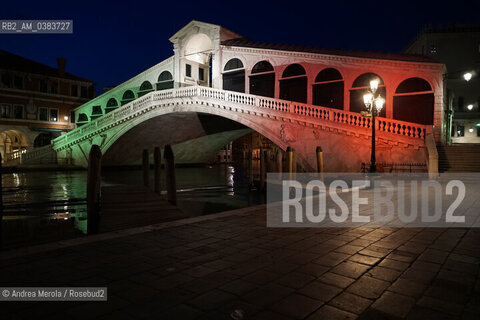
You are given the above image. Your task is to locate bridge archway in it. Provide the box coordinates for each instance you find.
[280,64,307,103]
[0,129,28,159]
[138,81,154,97]
[105,98,119,114]
[184,33,213,65]
[121,90,136,106]
[95,102,315,170]
[249,60,275,98]
[312,68,344,109]
[350,73,386,117]
[394,77,434,125]
[223,58,245,93]
[157,71,173,90]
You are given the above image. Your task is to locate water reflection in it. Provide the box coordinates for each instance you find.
[1,164,263,249]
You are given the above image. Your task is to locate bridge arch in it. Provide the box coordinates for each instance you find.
[280,64,307,103]
[157,71,173,90]
[138,81,154,97]
[77,113,89,126]
[349,72,386,117]
[249,60,275,98]
[0,129,28,159]
[223,58,245,93]
[184,33,213,65]
[312,68,344,110]
[393,77,434,125]
[105,98,119,114]
[99,103,312,170]
[121,90,136,106]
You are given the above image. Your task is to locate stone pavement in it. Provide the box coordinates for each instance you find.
[1,206,480,320]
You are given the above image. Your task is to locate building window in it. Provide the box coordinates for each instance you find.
[39,107,48,121]
[13,105,24,119]
[429,43,437,54]
[451,126,455,137]
[39,79,48,92]
[199,67,205,81]
[13,76,23,89]
[1,73,12,87]
[50,82,58,94]
[457,126,465,137]
[458,96,464,112]
[71,85,78,96]
[477,126,480,137]
[70,111,75,123]
[0,104,11,118]
[80,86,88,98]
[49,109,58,122]
[186,64,192,77]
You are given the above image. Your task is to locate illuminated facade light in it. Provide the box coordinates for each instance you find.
[370,79,379,93]
[469,128,474,133]
[467,104,473,110]
[463,72,472,81]
[64,116,69,121]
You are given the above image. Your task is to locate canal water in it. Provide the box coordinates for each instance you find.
[1,164,264,249]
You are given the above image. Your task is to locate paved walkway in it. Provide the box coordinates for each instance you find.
[1,206,480,320]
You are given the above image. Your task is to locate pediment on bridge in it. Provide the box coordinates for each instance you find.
[169,20,242,44]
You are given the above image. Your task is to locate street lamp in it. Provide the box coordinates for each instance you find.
[363,79,385,174]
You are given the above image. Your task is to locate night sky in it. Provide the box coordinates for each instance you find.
[1,0,478,94]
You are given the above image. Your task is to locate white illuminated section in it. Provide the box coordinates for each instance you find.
[64,116,69,121]
[370,79,379,93]
[463,72,472,81]
[469,128,474,133]
[467,104,473,111]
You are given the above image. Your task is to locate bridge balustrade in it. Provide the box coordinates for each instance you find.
[52,86,431,151]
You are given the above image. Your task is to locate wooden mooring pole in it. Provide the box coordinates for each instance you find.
[0,152,3,250]
[87,145,102,235]
[316,146,324,181]
[164,145,176,205]
[154,147,161,194]
[143,149,149,187]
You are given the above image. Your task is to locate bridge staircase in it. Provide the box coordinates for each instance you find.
[437,144,480,172]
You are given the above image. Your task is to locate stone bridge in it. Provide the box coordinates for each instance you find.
[51,86,433,172]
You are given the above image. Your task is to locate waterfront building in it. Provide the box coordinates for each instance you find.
[0,50,95,163]
[404,25,480,144]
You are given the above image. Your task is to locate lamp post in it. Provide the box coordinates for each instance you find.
[363,79,385,174]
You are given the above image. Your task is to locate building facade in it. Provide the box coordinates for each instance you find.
[0,50,95,163]
[404,26,480,143]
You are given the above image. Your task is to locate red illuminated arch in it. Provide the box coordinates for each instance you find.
[249,60,275,98]
[350,73,386,117]
[280,64,307,103]
[393,77,434,125]
[312,68,344,109]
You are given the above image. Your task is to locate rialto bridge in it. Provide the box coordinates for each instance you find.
[24,20,445,172]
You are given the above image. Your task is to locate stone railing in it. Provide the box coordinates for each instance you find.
[4,149,27,162]
[20,145,53,163]
[52,86,431,151]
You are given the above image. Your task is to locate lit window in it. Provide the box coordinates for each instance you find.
[49,109,58,122]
